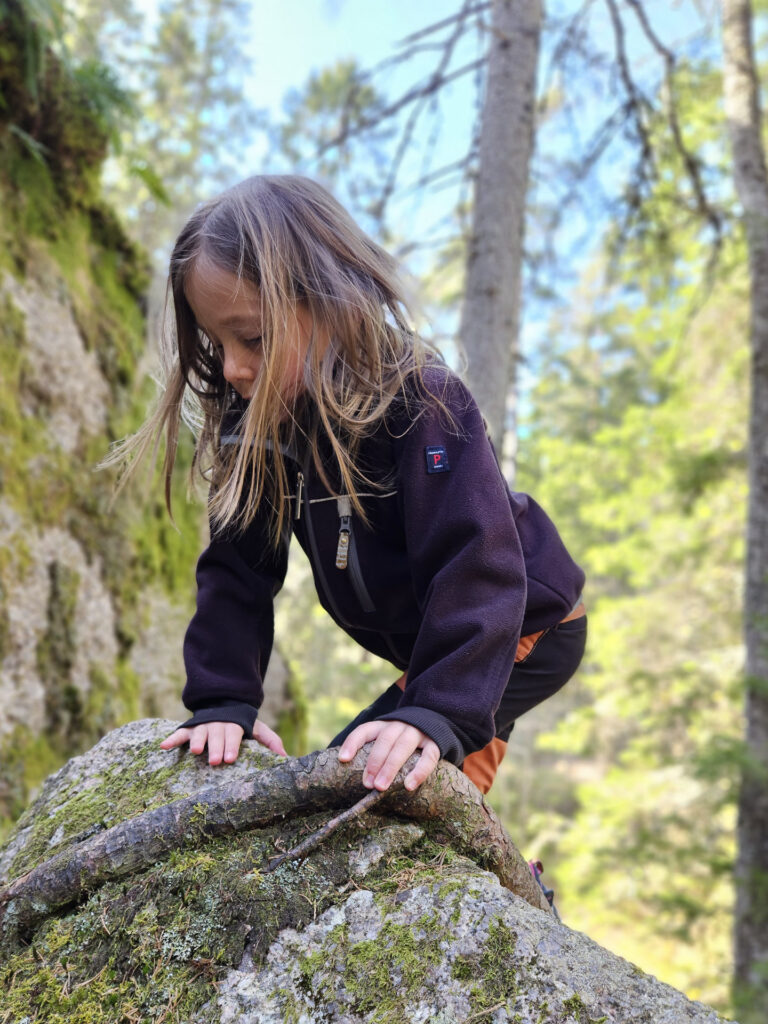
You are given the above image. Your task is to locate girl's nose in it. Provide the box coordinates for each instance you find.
[222,344,256,388]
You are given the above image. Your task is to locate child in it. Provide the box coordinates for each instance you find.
[118,174,586,795]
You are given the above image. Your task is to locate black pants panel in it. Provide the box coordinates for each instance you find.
[329,615,587,750]
[493,615,587,741]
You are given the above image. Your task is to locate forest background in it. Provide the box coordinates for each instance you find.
[1,0,766,1021]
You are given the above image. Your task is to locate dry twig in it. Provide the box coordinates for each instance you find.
[265,786,390,873]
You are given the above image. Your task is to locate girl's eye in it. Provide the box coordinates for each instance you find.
[242,336,262,349]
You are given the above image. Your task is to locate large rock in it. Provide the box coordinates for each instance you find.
[0,721,734,1023]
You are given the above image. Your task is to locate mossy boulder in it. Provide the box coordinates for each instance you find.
[0,720,735,1023]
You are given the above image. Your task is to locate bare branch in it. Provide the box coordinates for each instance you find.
[395,1,491,48]
[625,0,675,61]
[604,0,655,178]
[317,57,485,157]
[0,746,549,946]
[625,0,723,239]
[265,787,390,873]
[374,1,475,220]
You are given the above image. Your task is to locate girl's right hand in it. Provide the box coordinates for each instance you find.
[160,720,287,765]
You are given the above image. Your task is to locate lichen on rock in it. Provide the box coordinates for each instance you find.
[0,720,736,1024]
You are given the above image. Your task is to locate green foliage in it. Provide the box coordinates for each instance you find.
[275,668,310,757]
[506,56,747,1014]
[94,0,259,263]
[0,0,136,204]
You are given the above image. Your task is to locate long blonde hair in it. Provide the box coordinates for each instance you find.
[109,174,447,545]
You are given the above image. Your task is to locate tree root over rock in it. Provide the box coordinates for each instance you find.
[0,744,549,945]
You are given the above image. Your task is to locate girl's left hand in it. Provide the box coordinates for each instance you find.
[337,720,440,792]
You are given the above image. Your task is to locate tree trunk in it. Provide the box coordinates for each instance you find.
[721,2,768,1018]
[459,0,541,478]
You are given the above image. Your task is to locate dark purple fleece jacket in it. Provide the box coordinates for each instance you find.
[181,367,585,764]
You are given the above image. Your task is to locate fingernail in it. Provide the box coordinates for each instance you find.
[363,774,373,787]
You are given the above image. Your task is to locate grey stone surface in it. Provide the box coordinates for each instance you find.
[0,719,282,884]
[0,501,118,742]
[3,271,109,454]
[1,720,737,1024]
[209,872,729,1024]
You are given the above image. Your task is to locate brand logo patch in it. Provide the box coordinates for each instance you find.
[425,445,450,474]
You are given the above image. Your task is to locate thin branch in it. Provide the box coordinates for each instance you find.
[395,1,491,48]
[604,0,655,179]
[375,1,473,219]
[401,156,474,195]
[317,57,485,157]
[625,0,675,61]
[265,787,389,873]
[625,0,723,241]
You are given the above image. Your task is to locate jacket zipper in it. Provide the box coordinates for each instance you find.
[300,456,351,627]
[335,495,351,567]
[297,461,404,664]
[295,471,304,520]
[335,497,375,614]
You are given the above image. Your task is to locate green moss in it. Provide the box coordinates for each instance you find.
[561,994,608,1024]
[362,833,466,898]
[0,838,256,1024]
[37,561,81,728]
[293,914,443,1024]
[1,728,564,1022]
[0,0,131,211]
[0,157,198,832]
[0,0,211,848]
[7,745,199,879]
[451,917,520,1016]
[0,727,63,836]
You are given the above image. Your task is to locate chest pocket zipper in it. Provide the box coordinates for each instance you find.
[335,496,376,614]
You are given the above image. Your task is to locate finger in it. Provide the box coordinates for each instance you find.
[160,728,192,750]
[206,723,226,765]
[367,724,416,790]
[188,725,211,756]
[252,721,287,757]
[223,723,244,763]
[403,741,441,791]
[338,721,388,763]
[368,724,421,786]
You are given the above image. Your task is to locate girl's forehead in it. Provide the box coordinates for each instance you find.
[184,260,262,322]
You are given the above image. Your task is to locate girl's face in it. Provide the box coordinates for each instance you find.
[184,260,314,402]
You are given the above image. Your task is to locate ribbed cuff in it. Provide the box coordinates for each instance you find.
[180,700,258,737]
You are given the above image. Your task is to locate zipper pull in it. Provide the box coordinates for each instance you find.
[295,471,304,520]
[336,496,352,569]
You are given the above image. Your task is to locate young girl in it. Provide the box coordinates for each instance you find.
[121,174,586,795]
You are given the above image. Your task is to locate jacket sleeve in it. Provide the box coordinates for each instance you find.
[180,505,289,736]
[376,374,527,763]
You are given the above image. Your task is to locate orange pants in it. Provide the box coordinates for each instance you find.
[394,602,587,794]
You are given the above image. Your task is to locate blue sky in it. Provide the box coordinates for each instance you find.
[244,0,460,113]
[214,0,720,375]
[130,0,721,369]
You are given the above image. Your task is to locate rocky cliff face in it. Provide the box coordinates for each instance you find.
[0,720,734,1023]
[0,0,304,826]
[0,0,201,823]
